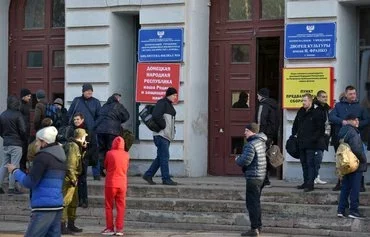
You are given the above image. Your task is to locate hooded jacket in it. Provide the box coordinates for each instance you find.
[64,139,85,184]
[20,99,31,137]
[235,133,267,180]
[152,97,176,141]
[104,136,130,188]
[256,97,279,139]
[95,95,130,136]
[338,124,367,173]
[313,98,331,150]
[34,98,48,131]
[292,105,326,150]
[13,143,67,211]
[329,97,369,143]
[0,96,27,146]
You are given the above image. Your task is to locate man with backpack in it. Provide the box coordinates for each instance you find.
[337,114,367,219]
[34,89,48,132]
[142,87,178,186]
[256,88,279,188]
[68,83,101,180]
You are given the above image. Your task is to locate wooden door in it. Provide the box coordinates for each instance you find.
[208,0,284,175]
[8,0,65,103]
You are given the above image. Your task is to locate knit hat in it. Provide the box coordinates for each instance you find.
[245,123,260,133]
[165,87,178,97]
[36,89,46,99]
[36,126,58,144]
[53,98,64,106]
[82,83,93,92]
[257,88,270,98]
[74,128,88,139]
[345,113,358,120]
[20,88,31,98]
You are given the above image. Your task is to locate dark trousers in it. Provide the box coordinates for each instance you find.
[78,160,89,204]
[98,133,118,169]
[245,179,263,230]
[144,136,171,181]
[338,171,362,214]
[299,149,318,187]
[20,143,28,172]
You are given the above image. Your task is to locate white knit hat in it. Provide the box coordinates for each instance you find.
[36,126,58,144]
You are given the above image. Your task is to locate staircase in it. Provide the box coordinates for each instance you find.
[1,177,370,236]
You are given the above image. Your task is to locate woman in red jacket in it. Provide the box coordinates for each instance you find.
[101,136,129,236]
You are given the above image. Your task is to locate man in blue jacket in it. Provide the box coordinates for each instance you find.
[7,126,66,237]
[235,123,267,237]
[329,85,369,191]
[337,114,367,219]
[68,83,102,180]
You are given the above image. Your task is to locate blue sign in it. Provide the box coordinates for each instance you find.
[138,28,184,62]
[285,23,336,59]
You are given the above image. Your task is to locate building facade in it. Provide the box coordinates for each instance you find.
[0,0,369,181]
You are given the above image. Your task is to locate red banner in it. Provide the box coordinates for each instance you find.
[136,63,180,104]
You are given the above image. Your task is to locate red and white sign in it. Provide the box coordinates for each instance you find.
[136,63,180,104]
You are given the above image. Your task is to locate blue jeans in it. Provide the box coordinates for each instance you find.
[144,136,171,181]
[245,179,263,230]
[0,146,22,189]
[299,149,318,187]
[313,150,323,179]
[338,171,362,214]
[25,210,62,237]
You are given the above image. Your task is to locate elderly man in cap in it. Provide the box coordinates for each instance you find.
[34,89,48,131]
[7,126,66,237]
[61,128,88,234]
[68,83,101,180]
[235,123,267,237]
[143,87,178,186]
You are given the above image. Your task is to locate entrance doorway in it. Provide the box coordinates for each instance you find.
[8,0,65,109]
[256,37,283,178]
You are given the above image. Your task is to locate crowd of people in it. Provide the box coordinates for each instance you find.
[0,85,178,236]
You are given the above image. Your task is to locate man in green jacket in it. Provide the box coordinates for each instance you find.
[62,128,88,234]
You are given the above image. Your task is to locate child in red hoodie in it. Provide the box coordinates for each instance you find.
[101,136,129,236]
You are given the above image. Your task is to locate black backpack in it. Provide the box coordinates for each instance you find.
[139,105,161,133]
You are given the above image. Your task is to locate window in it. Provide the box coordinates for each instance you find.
[232,44,250,63]
[53,0,65,27]
[229,0,252,21]
[360,8,370,46]
[261,0,285,19]
[25,0,45,29]
[27,51,43,67]
[232,91,249,108]
[53,51,65,67]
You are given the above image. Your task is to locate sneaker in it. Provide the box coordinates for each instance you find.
[101,228,115,236]
[314,176,327,184]
[241,229,259,236]
[349,212,365,219]
[142,175,156,185]
[162,179,178,186]
[0,188,4,194]
[337,212,345,218]
[115,230,124,236]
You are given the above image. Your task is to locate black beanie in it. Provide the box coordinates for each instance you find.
[165,87,178,97]
[20,88,31,98]
[36,89,46,99]
[82,83,93,92]
[258,88,270,98]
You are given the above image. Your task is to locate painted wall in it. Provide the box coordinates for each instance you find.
[283,0,367,182]
[65,0,210,177]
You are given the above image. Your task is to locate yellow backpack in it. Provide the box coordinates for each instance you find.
[335,135,359,177]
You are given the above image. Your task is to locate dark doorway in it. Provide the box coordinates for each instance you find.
[256,37,282,179]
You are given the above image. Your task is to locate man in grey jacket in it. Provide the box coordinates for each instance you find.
[236,123,267,237]
[143,87,178,186]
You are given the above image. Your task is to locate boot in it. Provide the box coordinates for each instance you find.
[332,179,341,191]
[360,176,366,193]
[68,220,83,232]
[61,222,73,235]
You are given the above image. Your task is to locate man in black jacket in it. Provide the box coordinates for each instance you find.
[95,93,130,174]
[292,94,326,192]
[313,90,331,185]
[143,87,178,186]
[256,88,279,188]
[0,96,27,194]
[20,88,32,172]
